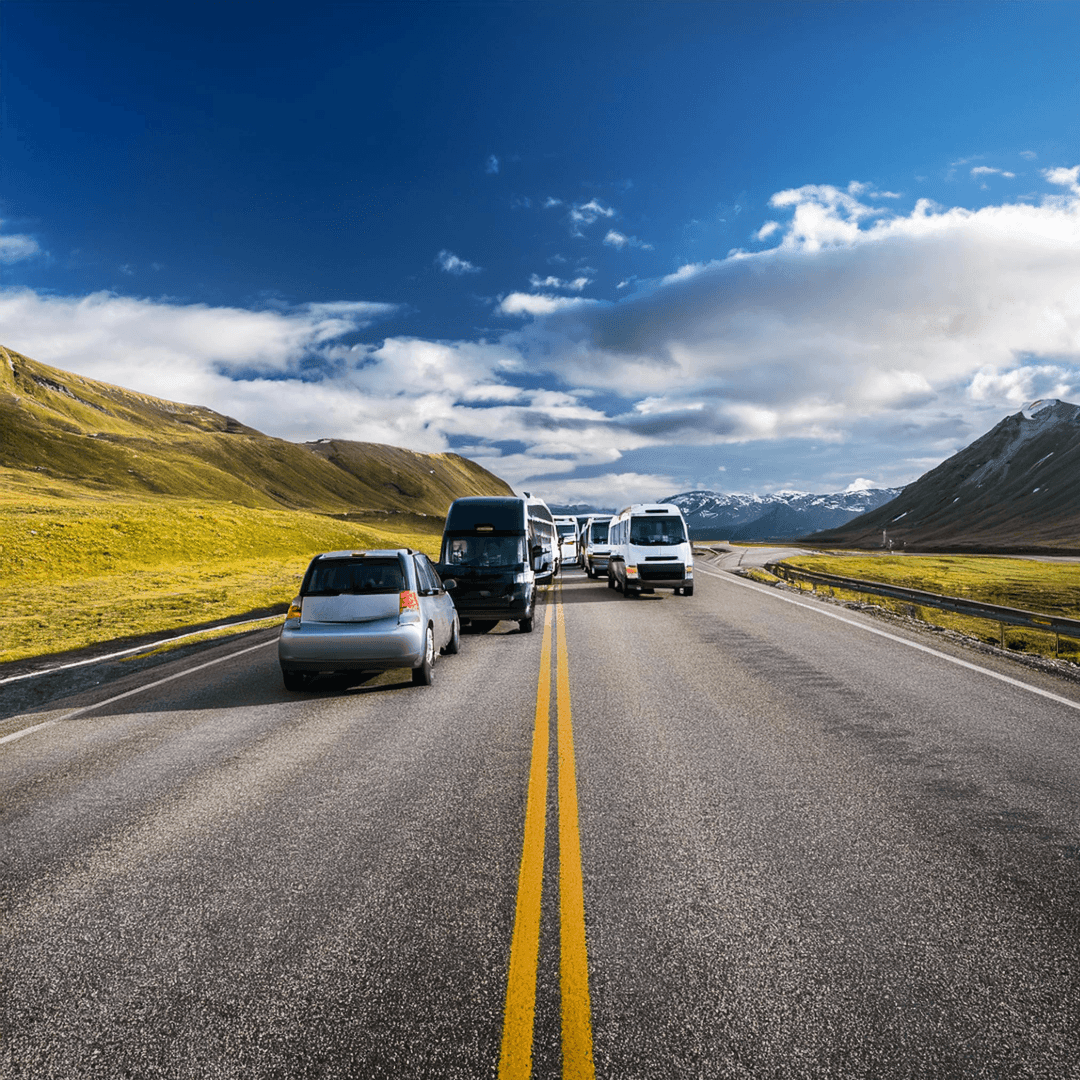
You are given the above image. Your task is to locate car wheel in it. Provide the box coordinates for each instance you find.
[683,585,694,596]
[443,615,461,654]
[518,614,534,633]
[282,668,310,692]
[412,625,435,686]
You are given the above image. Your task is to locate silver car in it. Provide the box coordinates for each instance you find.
[278,549,460,690]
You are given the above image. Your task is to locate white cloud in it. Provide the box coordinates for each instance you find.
[0,229,42,263]
[603,230,653,250]
[515,472,681,509]
[505,171,1080,457]
[1021,150,1038,161]
[486,155,499,174]
[755,221,781,241]
[1045,165,1080,195]
[844,477,877,493]
[528,274,591,292]
[569,199,615,234]
[971,166,1016,179]
[8,168,1080,502]
[436,250,481,275]
[497,292,592,316]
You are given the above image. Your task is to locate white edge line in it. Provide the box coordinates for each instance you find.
[696,564,1080,714]
[0,639,276,747]
[0,616,282,687]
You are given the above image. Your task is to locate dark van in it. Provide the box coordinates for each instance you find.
[436,496,555,633]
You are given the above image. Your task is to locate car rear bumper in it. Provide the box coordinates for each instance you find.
[278,619,425,671]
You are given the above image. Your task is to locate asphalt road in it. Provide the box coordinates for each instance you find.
[3,562,1080,1078]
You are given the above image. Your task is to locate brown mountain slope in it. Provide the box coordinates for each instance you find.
[0,345,513,515]
[808,399,1080,553]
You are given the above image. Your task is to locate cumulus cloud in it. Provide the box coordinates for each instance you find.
[603,230,653,250]
[8,167,1080,504]
[514,472,681,509]
[0,228,42,263]
[436,250,481,275]
[497,292,593,316]
[506,172,1080,456]
[1046,165,1080,195]
[528,274,591,292]
[569,199,615,234]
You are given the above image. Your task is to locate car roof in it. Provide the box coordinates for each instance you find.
[314,549,414,560]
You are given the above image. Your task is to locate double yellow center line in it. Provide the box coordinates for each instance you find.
[499,581,595,1079]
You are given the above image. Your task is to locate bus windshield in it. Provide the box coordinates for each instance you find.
[589,522,610,543]
[442,535,526,569]
[629,517,686,546]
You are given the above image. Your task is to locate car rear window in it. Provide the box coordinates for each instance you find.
[303,558,405,595]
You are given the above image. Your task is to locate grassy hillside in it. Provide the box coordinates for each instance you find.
[0,345,512,515]
[0,345,514,664]
[780,553,1080,662]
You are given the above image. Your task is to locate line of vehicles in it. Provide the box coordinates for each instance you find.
[278,495,693,689]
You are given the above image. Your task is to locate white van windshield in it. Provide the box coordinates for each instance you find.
[630,517,686,546]
[442,535,526,568]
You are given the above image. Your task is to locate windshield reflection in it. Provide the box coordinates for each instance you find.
[630,518,686,545]
[442,535,526,568]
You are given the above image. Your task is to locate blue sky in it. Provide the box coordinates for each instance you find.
[3,1,1080,508]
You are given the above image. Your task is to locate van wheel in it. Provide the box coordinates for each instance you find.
[684,586,694,596]
[412,626,435,685]
[519,615,534,633]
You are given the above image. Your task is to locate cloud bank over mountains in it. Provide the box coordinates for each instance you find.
[3,170,1080,506]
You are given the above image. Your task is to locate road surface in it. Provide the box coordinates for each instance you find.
[3,562,1080,1077]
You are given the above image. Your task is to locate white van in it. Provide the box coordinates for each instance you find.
[582,514,613,578]
[553,514,579,572]
[607,503,694,597]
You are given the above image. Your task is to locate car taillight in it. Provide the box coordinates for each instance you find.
[285,597,302,624]
[399,590,421,623]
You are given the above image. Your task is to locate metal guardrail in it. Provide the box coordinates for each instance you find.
[764,562,1080,654]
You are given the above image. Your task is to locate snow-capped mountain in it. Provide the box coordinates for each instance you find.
[811,399,1080,552]
[662,488,904,541]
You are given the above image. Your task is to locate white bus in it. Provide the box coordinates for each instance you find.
[553,514,579,572]
[607,503,694,597]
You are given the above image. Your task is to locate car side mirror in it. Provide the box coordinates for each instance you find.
[442,579,457,591]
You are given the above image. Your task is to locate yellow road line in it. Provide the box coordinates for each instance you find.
[555,584,596,1079]
[499,597,554,1079]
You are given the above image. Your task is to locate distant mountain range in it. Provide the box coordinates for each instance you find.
[660,488,904,541]
[810,399,1080,553]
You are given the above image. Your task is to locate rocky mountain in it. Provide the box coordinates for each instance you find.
[809,399,1080,552]
[662,487,904,541]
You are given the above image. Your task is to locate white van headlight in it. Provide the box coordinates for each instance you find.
[626,565,639,578]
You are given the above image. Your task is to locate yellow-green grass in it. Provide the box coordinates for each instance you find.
[1,488,443,664]
[781,553,1080,661]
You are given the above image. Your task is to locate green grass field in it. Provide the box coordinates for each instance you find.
[1,487,443,664]
[780,553,1080,661]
